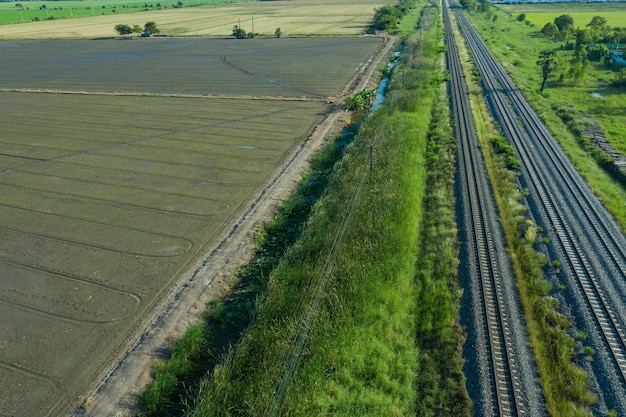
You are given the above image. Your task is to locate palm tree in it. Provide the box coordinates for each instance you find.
[537,50,557,92]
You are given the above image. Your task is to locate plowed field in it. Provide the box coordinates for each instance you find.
[0,36,384,417]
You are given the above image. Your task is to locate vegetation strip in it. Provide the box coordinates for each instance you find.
[138,1,471,416]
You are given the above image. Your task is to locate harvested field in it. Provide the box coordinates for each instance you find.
[0,35,384,417]
[0,37,380,97]
[0,0,386,39]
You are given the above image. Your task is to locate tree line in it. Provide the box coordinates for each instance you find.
[533,14,626,90]
[114,21,159,36]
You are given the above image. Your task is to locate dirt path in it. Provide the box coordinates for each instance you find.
[70,35,395,417]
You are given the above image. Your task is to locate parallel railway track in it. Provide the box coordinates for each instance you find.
[443,2,530,415]
[451,2,626,412]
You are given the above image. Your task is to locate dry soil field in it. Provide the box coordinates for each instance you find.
[0,33,387,417]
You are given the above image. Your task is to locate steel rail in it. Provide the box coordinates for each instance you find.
[458,13,626,278]
[454,9,626,388]
[443,2,525,415]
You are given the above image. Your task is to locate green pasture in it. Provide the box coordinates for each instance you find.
[499,3,626,29]
[522,11,626,30]
[0,36,382,417]
[0,0,248,24]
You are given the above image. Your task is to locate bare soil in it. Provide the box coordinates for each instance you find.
[70,35,395,417]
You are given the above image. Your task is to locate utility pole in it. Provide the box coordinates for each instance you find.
[252,16,254,36]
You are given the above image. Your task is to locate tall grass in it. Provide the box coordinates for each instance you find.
[137,114,357,417]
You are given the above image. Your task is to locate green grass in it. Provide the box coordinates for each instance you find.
[499,3,626,29]
[138,115,355,417]
[466,4,626,232]
[139,322,209,415]
[140,2,470,416]
[0,0,248,24]
[520,12,626,29]
[394,1,423,36]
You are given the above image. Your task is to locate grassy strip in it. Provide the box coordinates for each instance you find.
[463,5,626,231]
[413,65,471,417]
[454,16,597,414]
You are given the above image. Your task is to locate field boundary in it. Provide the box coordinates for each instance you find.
[0,88,330,101]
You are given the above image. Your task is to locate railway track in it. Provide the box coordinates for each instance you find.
[443,2,538,415]
[452,3,626,412]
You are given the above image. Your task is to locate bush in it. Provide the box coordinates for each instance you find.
[345,88,376,110]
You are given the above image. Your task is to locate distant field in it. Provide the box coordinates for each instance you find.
[500,3,626,28]
[0,0,248,24]
[0,35,383,417]
[0,0,385,38]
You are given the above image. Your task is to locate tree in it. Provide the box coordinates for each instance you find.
[575,29,590,46]
[459,0,476,11]
[274,27,281,38]
[554,14,574,32]
[609,27,626,45]
[517,13,526,22]
[553,14,574,40]
[372,5,398,31]
[144,21,159,34]
[114,24,133,36]
[586,16,609,43]
[569,45,589,84]
[588,44,610,63]
[478,0,491,13]
[232,25,246,39]
[568,60,589,84]
[132,24,143,35]
[586,15,608,31]
[541,22,558,39]
[537,50,557,91]
[614,68,626,87]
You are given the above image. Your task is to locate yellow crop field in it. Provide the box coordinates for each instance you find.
[0,0,387,39]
